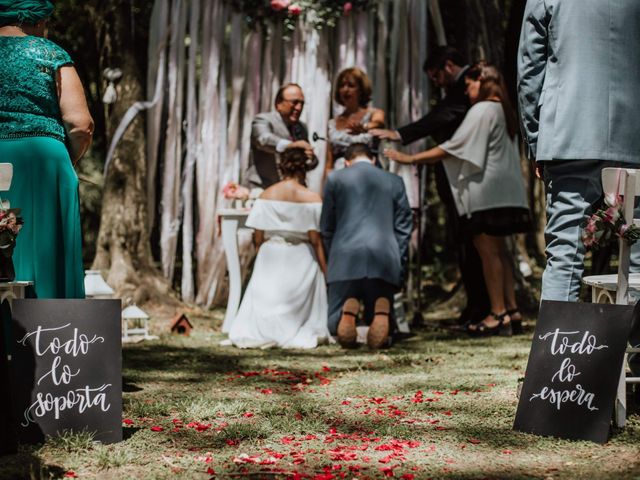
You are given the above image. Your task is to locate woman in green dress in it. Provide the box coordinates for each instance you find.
[0,0,93,298]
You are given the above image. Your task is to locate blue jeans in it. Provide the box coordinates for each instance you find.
[542,160,640,301]
[543,160,640,375]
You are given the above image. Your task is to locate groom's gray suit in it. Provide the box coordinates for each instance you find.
[320,159,412,334]
[248,111,309,188]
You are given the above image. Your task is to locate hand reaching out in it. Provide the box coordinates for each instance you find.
[383,148,413,164]
[287,140,314,158]
[346,120,367,135]
[369,128,401,141]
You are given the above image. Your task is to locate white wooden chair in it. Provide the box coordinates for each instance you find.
[582,167,640,427]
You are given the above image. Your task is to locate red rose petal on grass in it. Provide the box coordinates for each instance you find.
[435,426,447,431]
[242,412,254,418]
[401,475,415,480]
[150,426,163,432]
[322,365,331,372]
[260,388,273,394]
[442,411,452,416]
[468,438,481,445]
[502,449,513,454]
[226,439,239,446]
[63,472,78,478]
[122,418,134,425]
[341,400,351,405]
[380,466,395,477]
[206,467,216,475]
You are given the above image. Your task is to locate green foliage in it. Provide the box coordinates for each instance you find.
[46,429,96,452]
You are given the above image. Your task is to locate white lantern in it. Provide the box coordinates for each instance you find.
[84,270,115,299]
[121,304,157,342]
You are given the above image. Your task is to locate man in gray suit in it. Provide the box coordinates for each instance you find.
[248,83,315,187]
[321,143,412,349]
[518,0,640,302]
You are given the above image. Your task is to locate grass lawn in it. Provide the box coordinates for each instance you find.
[2,304,640,479]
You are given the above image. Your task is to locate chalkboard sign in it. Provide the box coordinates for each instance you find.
[514,300,635,443]
[9,299,122,444]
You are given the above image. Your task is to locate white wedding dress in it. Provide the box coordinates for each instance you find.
[227,199,330,349]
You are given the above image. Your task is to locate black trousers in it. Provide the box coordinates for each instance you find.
[328,278,398,335]
[434,163,490,320]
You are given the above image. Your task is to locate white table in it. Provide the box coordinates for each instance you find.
[218,209,251,332]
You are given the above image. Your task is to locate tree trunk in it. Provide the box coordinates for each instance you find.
[89,1,175,305]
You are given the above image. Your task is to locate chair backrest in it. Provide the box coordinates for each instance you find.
[0,164,12,192]
[601,168,640,304]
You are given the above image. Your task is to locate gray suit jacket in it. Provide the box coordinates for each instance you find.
[320,162,412,287]
[248,111,309,187]
[517,0,640,163]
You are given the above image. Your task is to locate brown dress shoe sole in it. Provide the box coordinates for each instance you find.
[367,297,390,349]
[337,298,359,347]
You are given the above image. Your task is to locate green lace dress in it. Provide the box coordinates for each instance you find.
[0,36,84,298]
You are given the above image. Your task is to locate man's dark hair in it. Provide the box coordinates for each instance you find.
[423,46,466,73]
[345,143,374,161]
[274,83,303,106]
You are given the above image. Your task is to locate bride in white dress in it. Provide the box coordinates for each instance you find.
[227,148,330,349]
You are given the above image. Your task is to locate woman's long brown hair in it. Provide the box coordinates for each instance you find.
[465,63,518,139]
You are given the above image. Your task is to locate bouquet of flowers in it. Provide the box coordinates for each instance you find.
[583,193,640,250]
[222,182,251,201]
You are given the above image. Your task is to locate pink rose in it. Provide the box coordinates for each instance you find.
[619,224,630,237]
[583,234,594,248]
[288,3,302,15]
[270,0,290,11]
[343,2,353,14]
[585,219,597,233]
[222,182,239,199]
[604,205,620,224]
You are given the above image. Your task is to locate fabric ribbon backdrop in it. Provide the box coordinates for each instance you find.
[143,0,430,306]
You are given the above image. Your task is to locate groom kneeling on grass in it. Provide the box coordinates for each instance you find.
[320,143,412,349]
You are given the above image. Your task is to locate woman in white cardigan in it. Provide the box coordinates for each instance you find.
[385,64,530,336]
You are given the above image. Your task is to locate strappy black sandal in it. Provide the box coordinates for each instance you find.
[468,311,512,337]
[506,308,523,335]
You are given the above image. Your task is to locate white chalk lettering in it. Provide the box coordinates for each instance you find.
[529,384,598,411]
[538,329,608,355]
[17,323,104,357]
[551,357,580,383]
[36,355,80,386]
[22,384,112,426]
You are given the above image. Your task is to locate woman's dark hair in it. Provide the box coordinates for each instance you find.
[279,147,318,184]
[465,63,518,139]
[334,67,372,107]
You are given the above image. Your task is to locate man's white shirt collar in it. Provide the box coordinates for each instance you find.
[351,156,374,165]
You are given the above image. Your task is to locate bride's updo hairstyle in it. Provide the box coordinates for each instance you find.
[465,62,518,139]
[279,147,318,185]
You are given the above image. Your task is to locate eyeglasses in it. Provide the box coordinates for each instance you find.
[282,99,305,107]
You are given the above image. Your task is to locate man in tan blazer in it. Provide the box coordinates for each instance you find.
[247,83,315,187]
